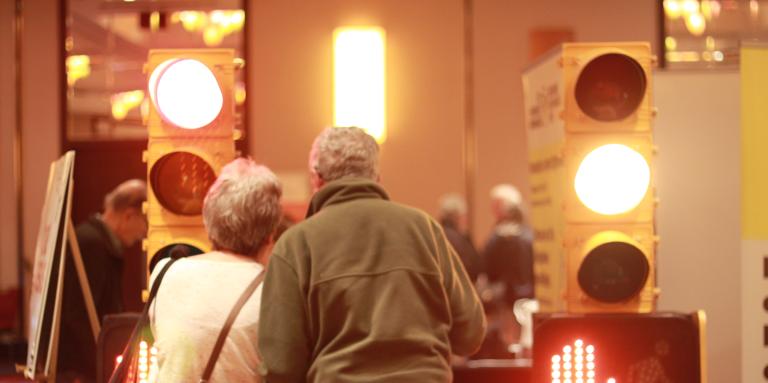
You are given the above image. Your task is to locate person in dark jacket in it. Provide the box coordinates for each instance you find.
[482,184,534,307]
[475,184,534,358]
[258,127,486,383]
[57,179,147,383]
[438,193,481,283]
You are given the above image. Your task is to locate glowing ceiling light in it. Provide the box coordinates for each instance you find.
[111,102,128,121]
[681,0,700,14]
[230,10,245,30]
[149,58,223,129]
[665,37,677,51]
[334,26,386,143]
[685,12,706,36]
[66,55,91,86]
[666,51,701,62]
[235,81,246,105]
[574,143,650,215]
[178,11,207,31]
[203,25,224,46]
[663,0,683,19]
[110,90,145,121]
[701,0,715,19]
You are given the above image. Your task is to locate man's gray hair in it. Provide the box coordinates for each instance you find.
[203,158,282,256]
[310,127,379,182]
[104,179,147,212]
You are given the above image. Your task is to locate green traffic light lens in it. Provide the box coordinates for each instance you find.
[577,241,649,303]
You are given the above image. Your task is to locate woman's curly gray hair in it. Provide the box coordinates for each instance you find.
[309,127,379,182]
[203,158,282,256]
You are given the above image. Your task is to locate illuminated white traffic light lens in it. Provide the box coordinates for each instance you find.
[149,58,223,129]
[149,152,216,216]
[574,144,650,215]
[574,53,646,122]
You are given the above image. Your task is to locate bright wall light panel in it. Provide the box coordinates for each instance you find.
[333,27,386,143]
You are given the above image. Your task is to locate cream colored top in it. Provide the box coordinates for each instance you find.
[149,255,264,383]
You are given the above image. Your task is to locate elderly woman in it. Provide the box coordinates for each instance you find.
[149,158,282,382]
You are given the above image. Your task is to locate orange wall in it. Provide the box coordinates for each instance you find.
[0,0,18,291]
[247,0,466,223]
[247,0,658,245]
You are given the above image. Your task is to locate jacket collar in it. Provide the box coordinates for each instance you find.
[90,214,124,258]
[306,177,389,218]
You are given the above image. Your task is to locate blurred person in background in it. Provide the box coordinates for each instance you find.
[149,158,282,382]
[58,179,147,383]
[476,183,535,358]
[438,193,481,283]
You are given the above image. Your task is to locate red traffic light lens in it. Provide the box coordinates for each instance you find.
[150,152,216,216]
[574,53,646,122]
[577,241,649,303]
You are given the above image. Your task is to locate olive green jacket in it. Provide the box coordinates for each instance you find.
[258,178,486,383]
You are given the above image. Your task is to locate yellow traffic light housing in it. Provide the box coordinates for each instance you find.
[142,49,237,283]
[145,49,236,137]
[524,42,657,313]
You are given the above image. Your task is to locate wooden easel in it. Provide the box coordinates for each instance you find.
[21,151,101,382]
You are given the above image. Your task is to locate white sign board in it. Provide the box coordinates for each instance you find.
[25,151,75,380]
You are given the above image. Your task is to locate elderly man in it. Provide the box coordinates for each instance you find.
[58,179,148,382]
[258,127,486,383]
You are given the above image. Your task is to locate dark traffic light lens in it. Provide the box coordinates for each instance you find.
[150,152,216,216]
[148,243,204,273]
[578,241,649,303]
[574,53,646,122]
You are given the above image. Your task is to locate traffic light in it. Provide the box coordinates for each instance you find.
[143,49,237,281]
[523,42,656,313]
[532,312,706,383]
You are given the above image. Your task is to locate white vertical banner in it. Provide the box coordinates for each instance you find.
[742,240,768,382]
[741,43,768,382]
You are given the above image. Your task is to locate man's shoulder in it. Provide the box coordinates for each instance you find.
[75,217,106,241]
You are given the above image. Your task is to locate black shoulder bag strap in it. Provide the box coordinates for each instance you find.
[199,269,266,383]
[109,257,178,383]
